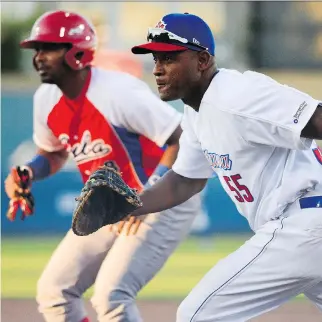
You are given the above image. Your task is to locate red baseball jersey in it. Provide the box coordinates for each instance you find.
[33,67,182,190]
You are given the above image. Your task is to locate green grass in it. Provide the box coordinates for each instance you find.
[1,234,304,301]
[1,235,250,299]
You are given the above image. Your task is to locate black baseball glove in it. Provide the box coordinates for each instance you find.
[72,163,143,236]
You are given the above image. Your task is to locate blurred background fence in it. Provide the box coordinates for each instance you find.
[2,1,322,237]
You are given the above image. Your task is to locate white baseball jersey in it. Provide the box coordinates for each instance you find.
[173,68,322,231]
[33,67,182,189]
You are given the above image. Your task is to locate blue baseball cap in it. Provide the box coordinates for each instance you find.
[131,13,215,56]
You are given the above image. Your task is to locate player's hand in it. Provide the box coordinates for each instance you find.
[110,215,147,236]
[5,170,22,200]
[5,166,34,221]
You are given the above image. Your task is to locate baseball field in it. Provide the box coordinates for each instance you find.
[2,235,321,321]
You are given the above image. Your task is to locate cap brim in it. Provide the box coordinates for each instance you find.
[131,42,188,54]
[20,39,36,48]
[20,39,71,49]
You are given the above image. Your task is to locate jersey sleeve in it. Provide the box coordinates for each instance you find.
[172,108,214,179]
[33,87,65,152]
[227,72,320,150]
[117,79,182,147]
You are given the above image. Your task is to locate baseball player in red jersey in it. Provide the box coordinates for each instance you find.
[4,10,202,322]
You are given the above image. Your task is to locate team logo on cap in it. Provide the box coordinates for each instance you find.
[68,24,85,36]
[155,20,167,29]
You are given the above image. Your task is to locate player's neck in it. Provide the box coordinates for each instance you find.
[58,67,91,100]
[182,68,218,112]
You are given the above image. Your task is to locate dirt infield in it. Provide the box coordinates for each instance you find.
[1,299,321,322]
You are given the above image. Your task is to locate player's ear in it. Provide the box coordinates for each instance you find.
[198,51,212,71]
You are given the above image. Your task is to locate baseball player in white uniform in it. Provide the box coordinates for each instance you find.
[4,11,203,322]
[128,13,322,321]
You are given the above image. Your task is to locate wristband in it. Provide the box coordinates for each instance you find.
[26,154,51,181]
[145,164,170,188]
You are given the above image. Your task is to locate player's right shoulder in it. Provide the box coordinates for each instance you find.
[33,84,63,123]
[34,84,62,106]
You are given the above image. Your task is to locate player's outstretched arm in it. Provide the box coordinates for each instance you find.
[27,148,69,181]
[301,104,322,139]
[4,148,69,221]
[5,148,69,199]
[132,169,208,217]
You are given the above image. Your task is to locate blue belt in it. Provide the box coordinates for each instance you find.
[299,196,322,209]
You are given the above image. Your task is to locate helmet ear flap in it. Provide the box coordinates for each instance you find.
[64,45,94,70]
[79,50,94,67]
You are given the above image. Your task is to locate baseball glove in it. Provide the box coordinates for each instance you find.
[6,166,35,221]
[72,163,143,236]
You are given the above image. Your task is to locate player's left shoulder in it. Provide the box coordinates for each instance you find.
[209,69,286,110]
[202,68,249,110]
[87,67,138,106]
[224,69,279,97]
[92,67,148,92]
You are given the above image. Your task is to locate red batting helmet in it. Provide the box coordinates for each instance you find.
[20,10,97,70]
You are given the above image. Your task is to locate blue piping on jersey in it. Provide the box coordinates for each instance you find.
[113,125,148,184]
